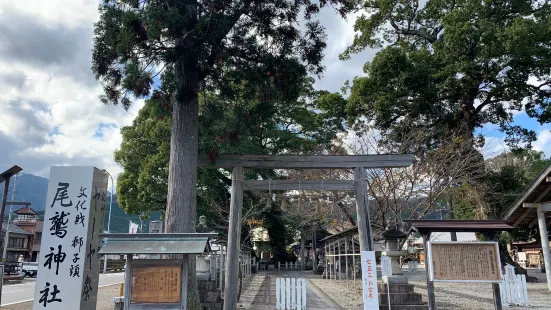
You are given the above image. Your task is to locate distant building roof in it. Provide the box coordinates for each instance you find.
[14,206,38,215]
[2,223,32,235]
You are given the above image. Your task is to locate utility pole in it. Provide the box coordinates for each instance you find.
[2,173,18,261]
[0,165,22,263]
[0,165,23,307]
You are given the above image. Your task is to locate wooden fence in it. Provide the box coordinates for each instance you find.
[276,278,307,310]
[499,265,529,307]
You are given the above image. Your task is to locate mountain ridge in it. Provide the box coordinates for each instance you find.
[0,173,161,233]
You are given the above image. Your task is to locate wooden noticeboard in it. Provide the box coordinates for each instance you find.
[428,242,501,282]
[131,265,181,303]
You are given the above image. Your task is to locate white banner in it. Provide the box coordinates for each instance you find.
[129,221,139,234]
[33,166,108,310]
[360,251,379,310]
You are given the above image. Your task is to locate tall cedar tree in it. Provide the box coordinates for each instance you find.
[92,1,351,306]
[336,0,551,149]
[114,76,344,255]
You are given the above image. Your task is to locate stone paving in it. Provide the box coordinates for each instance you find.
[248,271,341,310]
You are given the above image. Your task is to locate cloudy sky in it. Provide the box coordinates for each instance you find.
[0,1,550,183]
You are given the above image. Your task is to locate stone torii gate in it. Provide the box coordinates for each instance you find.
[198,154,414,309]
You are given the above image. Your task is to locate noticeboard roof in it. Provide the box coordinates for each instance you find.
[99,233,217,255]
[406,220,514,233]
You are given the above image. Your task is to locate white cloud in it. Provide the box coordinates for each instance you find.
[314,9,376,93]
[2,0,551,194]
[0,1,143,186]
[533,129,551,156]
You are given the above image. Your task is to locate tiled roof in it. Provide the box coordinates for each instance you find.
[2,223,33,235]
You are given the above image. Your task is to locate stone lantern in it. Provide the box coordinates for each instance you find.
[381,220,408,275]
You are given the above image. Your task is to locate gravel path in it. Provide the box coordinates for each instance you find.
[310,269,551,310]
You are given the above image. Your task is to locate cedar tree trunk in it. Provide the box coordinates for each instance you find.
[165,53,201,308]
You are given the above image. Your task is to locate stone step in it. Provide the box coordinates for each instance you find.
[378,293,423,305]
[377,283,415,293]
[200,291,221,303]
[379,305,429,310]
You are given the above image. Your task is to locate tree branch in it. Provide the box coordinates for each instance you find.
[389,18,437,43]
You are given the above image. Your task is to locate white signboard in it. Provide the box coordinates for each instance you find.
[360,251,379,309]
[33,167,108,310]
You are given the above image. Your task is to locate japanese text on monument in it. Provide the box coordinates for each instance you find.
[431,243,500,281]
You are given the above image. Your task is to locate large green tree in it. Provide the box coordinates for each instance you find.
[92,1,350,305]
[114,74,345,276]
[338,0,551,148]
[451,150,550,277]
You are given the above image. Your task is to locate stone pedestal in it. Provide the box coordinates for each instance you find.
[378,277,428,310]
[382,250,405,275]
[199,280,222,310]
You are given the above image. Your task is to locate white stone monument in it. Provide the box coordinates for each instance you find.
[33,166,108,310]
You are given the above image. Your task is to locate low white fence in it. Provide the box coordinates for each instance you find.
[499,265,529,307]
[276,278,307,310]
[278,262,301,271]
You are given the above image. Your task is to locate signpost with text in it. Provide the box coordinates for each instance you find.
[33,166,108,310]
[360,251,379,310]
[427,241,503,310]
[428,242,502,282]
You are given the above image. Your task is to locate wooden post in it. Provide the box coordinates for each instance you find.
[181,254,189,310]
[492,282,503,310]
[332,241,336,281]
[223,167,244,310]
[537,205,551,291]
[422,232,436,310]
[0,176,10,263]
[219,246,224,293]
[338,238,342,280]
[312,228,317,274]
[345,237,349,281]
[354,167,374,251]
[300,231,305,270]
[123,254,132,310]
[325,242,329,280]
[352,235,356,290]
[330,242,333,281]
